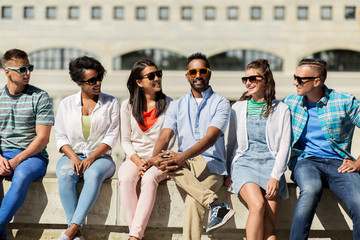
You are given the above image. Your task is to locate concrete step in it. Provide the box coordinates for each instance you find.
[1,177,354,240]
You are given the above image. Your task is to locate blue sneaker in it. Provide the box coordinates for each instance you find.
[0,228,6,240]
[206,202,235,234]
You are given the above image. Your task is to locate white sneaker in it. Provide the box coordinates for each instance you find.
[57,231,70,240]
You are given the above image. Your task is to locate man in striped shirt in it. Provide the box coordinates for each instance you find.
[284,59,360,240]
[0,49,54,240]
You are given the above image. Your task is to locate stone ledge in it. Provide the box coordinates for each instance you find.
[0,177,354,240]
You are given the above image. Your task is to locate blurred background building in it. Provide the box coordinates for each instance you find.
[0,0,360,171]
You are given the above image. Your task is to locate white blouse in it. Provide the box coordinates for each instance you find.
[55,91,120,156]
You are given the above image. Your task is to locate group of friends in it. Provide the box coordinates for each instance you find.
[0,48,359,240]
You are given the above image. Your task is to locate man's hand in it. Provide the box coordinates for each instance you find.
[265,178,279,200]
[8,158,21,171]
[338,159,360,173]
[158,151,186,174]
[0,155,12,176]
[224,176,232,187]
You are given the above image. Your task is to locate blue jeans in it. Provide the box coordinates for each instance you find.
[56,154,115,226]
[290,157,360,240]
[0,150,48,239]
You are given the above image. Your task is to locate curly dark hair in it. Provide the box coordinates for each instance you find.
[69,56,106,82]
[240,59,276,117]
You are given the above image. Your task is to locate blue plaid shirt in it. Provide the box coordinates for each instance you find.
[283,86,360,170]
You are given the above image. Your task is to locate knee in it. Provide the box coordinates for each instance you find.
[57,165,78,182]
[84,168,104,183]
[118,172,138,187]
[299,184,322,201]
[141,173,160,188]
[247,199,265,215]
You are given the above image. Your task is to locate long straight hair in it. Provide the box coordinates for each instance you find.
[127,59,167,126]
[239,59,276,117]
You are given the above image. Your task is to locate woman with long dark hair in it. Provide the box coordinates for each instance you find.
[55,56,119,240]
[118,59,172,240]
[226,59,291,240]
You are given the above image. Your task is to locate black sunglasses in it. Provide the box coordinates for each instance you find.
[79,76,102,85]
[142,70,163,81]
[241,75,263,84]
[293,75,319,85]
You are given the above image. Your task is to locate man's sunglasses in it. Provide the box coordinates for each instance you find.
[6,64,34,74]
[142,70,163,80]
[186,68,210,78]
[293,75,319,85]
[241,75,263,84]
[79,76,102,85]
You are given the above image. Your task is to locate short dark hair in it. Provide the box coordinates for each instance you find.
[1,49,28,68]
[69,56,106,82]
[187,52,210,69]
[299,58,327,82]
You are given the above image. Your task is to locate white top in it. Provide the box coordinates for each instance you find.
[226,100,291,181]
[120,96,172,159]
[55,90,120,156]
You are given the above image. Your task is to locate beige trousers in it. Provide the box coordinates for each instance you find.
[171,155,224,240]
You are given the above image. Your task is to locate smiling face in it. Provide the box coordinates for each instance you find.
[186,59,211,97]
[293,65,321,97]
[136,65,162,96]
[244,68,266,101]
[4,58,31,91]
[78,69,102,97]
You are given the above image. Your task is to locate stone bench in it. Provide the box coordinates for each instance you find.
[1,176,354,240]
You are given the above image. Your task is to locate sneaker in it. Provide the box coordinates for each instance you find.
[206,202,235,234]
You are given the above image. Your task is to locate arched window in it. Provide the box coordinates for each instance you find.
[29,48,98,70]
[113,49,187,70]
[209,50,283,71]
[305,49,360,71]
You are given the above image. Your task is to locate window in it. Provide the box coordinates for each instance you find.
[24,6,35,19]
[91,6,101,19]
[321,6,332,20]
[204,7,215,20]
[274,6,285,20]
[306,49,360,71]
[251,7,262,20]
[46,7,57,19]
[297,6,308,20]
[114,6,124,20]
[227,7,238,20]
[209,49,283,71]
[182,7,192,20]
[29,48,98,70]
[1,6,12,19]
[159,7,169,20]
[136,7,146,20]
[68,6,79,19]
[345,6,356,19]
[113,49,187,70]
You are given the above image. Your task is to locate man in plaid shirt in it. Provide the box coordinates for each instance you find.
[283,59,360,240]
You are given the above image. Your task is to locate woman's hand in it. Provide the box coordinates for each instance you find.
[224,176,232,187]
[265,178,279,200]
[70,156,82,175]
[138,160,151,177]
[80,157,95,174]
